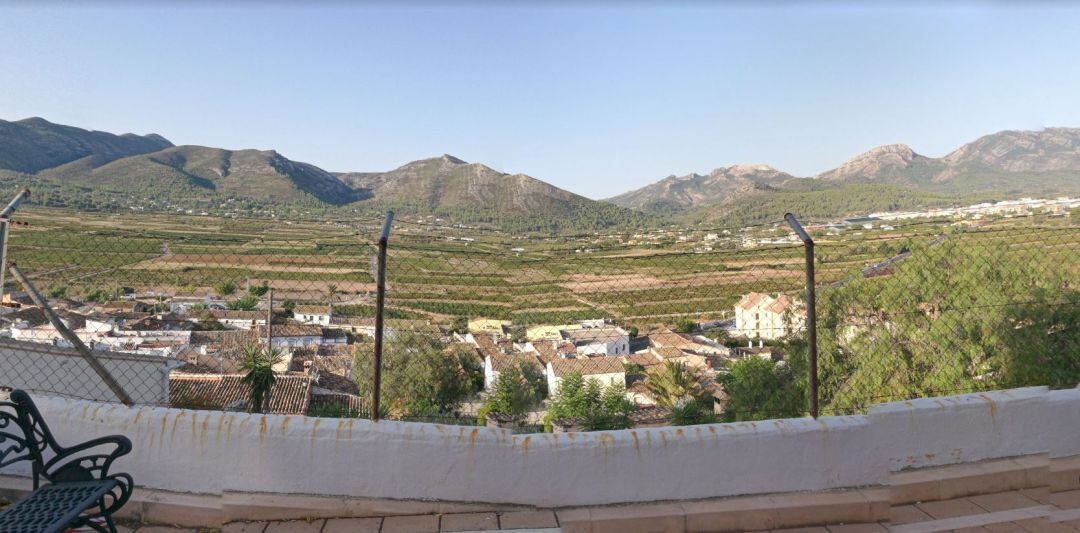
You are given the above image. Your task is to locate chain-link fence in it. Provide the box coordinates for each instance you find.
[0,193,1076,432]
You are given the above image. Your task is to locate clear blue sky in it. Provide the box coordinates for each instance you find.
[3,2,1080,199]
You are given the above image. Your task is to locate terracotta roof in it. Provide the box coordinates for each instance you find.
[256,324,325,338]
[488,352,541,373]
[648,331,695,350]
[293,305,331,315]
[566,327,627,343]
[309,390,369,414]
[623,352,662,367]
[549,357,626,378]
[168,372,313,415]
[765,294,795,314]
[207,310,265,321]
[652,346,687,360]
[735,292,767,310]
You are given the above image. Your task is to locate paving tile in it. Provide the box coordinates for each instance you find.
[890,505,934,525]
[1012,517,1077,532]
[970,492,1045,512]
[498,510,559,529]
[824,523,888,532]
[322,517,382,533]
[772,528,829,532]
[1045,490,1080,510]
[916,498,990,519]
[222,522,269,533]
[984,522,1036,533]
[382,514,440,533]
[1021,488,1054,505]
[264,519,325,533]
[953,528,994,533]
[441,512,499,531]
[587,503,685,533]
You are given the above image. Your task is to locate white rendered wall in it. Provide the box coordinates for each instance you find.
[1,385,1077,507]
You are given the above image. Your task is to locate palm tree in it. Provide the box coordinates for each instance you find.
[645,361,703,410]
[239,344,284,413]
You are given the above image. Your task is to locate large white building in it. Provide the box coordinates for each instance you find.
[734,292,805,340]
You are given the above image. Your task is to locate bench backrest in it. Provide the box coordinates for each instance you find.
[0,390,57,486]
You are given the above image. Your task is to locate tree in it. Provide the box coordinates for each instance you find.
[477,365,539,423]
[719,356,805,422]
[228,295,259,311]
[48,285,68,299]
[214,281,237,297]
[248,281,269,297]
[239,345,283,413]
[353,332,481,418]
[645,361,718,425]
[645,361,702,410]
[451,316,469,334]
[628,326,639,338]
[196,311,227,331]
[675,319,696,334]
[545,373,632,431]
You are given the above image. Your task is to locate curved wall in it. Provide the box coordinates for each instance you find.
[2,385,1077,508]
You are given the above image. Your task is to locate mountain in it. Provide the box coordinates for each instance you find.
[1,117,1077,229]
[606,164,795,213]
[815,129,1080,195]
[0,118,643,230]
[816,144,941,182]
[609,128,1080,223]
[42,145,361,205]
[0,117,172,174]
[337,155,647,231]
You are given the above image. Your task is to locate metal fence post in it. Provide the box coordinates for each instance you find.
[785,213,818,419]
[372,211,394,421]
[7,262,135,406]
[0,189,30,295]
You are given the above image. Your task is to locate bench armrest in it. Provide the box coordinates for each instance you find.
[44,434,132,483]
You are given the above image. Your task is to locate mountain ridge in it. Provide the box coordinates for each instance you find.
[0,118,1077,229]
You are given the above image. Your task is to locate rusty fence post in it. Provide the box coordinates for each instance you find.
[0,188,30,295]
[7,262,135,406]
[372,211,394,421]
[785,213,818,419]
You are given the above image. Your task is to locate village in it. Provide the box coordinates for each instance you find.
[0,286,808,429]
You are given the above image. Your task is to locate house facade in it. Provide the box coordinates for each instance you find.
[734,292,806,340]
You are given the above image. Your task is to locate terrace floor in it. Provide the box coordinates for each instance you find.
[109,488,1080,533]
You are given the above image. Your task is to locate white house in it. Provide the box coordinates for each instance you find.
[206,310,267,330]
[293,305,332,326]
[734,292,806,340]
[483,352,542,391]
[565,327,630,356]
[546,357,626,397]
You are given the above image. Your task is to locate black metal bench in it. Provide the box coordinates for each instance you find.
[0,390,133,533]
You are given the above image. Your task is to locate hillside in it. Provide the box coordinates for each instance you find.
[0,117,172,174]
[606,164,793,213]
[611,128,1080,225]
[44,145,362,205]
[341,155,648,232]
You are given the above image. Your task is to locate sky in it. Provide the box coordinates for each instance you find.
[2,2,1080,199]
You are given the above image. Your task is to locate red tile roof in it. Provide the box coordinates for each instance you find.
[168,372,313,415]
[549,357,626,378]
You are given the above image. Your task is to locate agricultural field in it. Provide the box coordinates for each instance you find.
[7,207,1074,340]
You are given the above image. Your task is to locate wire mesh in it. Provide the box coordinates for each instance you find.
[0,203,1075,433]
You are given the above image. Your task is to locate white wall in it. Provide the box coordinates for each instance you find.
[2,386,1077,508]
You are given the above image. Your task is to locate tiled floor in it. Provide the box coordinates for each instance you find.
[101,489,1080,533]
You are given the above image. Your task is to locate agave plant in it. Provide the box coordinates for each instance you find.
[239,344,284,413]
